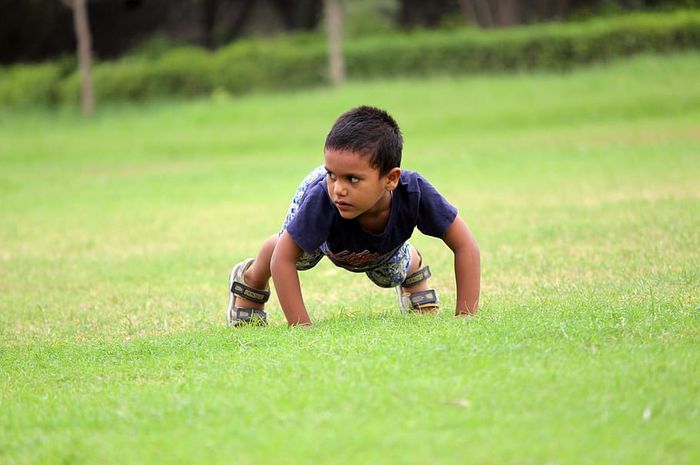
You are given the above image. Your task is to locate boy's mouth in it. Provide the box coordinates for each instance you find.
[334,200,352,211]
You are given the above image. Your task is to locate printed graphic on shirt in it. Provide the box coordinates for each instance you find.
[327,249,382,267]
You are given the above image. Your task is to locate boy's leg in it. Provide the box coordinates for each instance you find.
[228,234,323,325]
[400,245,439,313]
[227,234,278,325]
[365,243,439,313]
[229,165,326,325]
[402,245,429,292]
[233,234,278,310]
[235,234,279,308]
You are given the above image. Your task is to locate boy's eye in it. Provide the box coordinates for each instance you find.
[326,171,359,183]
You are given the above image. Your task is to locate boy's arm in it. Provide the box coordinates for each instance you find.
[442,215,481,316]
[270,230,313,326]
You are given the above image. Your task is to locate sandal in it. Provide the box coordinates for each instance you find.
[396,266,440,314]
[227,258,270,326]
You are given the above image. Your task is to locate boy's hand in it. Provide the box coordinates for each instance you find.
[270,231,313,326]
[443,215,480,316]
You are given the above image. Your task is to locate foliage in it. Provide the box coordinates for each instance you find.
[1,9,699,107]
[342,0,399,36]
[211,35,328,94]
[129,34,190,61]
[0,61,65,107]
[343,10,700,76]
[58,47,216,104]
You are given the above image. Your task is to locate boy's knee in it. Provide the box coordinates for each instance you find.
[406,245,423,275]
[265,234,279,247]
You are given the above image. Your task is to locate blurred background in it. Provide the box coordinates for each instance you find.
[1,0,699,114]
[2,0,698,62]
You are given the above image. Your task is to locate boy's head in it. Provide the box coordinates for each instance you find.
[324,106,403,176]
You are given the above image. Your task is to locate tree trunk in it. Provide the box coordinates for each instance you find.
[460,0,525,28]
[202,0,218,49]
[457,0,478,25]
[226,0,256,41]
[493,0,520,27]
[323,0,345,86]
[472,0,494,28]
[66,0,94,116]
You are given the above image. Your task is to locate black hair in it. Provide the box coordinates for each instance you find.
[324,105,403,176]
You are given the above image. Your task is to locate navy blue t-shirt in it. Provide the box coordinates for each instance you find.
[286,170,458,272]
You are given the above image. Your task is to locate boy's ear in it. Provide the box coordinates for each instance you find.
[385,168,401,191]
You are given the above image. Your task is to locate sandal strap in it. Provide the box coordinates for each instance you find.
[231,281,270,304]
[229,307,268,325]
[402,266,432,288]
[409,289,439,309]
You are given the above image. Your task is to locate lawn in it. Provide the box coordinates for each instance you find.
[0,53,699,465]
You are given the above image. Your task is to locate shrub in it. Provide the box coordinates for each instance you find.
[209,35,327,94]
[344,10,700,76]
[2,9,699,107]
[0,62,64,107]
[59,47,216,105]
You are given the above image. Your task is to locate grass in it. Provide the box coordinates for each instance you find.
[1,52,699,464]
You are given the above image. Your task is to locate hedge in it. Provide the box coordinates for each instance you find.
[0,60,71,107]
[1,9,699,107]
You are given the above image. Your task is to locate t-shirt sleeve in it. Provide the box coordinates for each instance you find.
[415,175,458,238]
[285,185,335,253]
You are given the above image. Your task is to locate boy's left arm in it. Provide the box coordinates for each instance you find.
[442,215,480,315]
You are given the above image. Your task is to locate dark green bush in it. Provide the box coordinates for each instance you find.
[344,10,700,76]
[2,9,699,107]
[211,36,327,94]
[0,62,65,107]
[59,47,216,104]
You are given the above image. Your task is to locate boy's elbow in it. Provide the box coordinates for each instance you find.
[459,240,479,265]
[463,226,479,260]
[471,241,480,259]
[454,231,479,258]
[454,234,479,265]
[444,216,479,255]
[270,236,298,277]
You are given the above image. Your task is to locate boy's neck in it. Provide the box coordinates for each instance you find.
[357,190,393,233]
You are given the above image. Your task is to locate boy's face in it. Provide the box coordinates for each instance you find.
[324,148,401,221]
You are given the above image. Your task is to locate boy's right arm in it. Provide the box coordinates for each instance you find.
[270,230,313,326]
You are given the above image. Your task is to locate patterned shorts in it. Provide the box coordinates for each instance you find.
[280,166,412,288]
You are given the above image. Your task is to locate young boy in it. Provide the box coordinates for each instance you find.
[227,106,480,326]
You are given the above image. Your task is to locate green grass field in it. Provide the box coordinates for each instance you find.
[1,53,699,465]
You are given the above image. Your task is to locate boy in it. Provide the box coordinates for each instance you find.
[227,106,480,326]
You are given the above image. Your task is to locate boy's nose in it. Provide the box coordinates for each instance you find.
[333,181,348,196]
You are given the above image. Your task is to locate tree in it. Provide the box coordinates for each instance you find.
[324,0,345,86]
[62,0,94,116]
[457,0,576,27]
[200,0,323,49]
